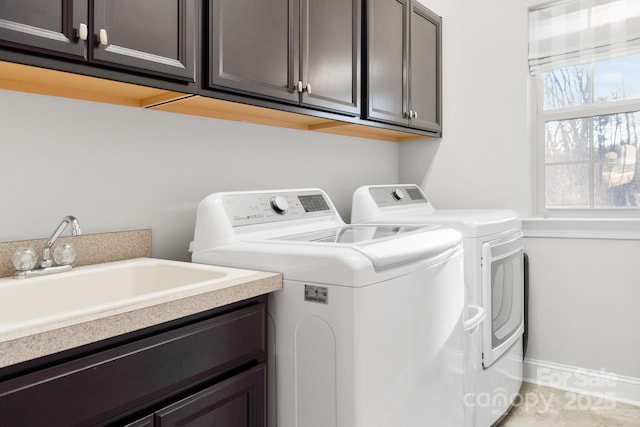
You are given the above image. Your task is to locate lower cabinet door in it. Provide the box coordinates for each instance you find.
[124,415,154,427]
[155,364,266,427]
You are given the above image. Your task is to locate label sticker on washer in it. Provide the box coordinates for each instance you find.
[304,285,328,304]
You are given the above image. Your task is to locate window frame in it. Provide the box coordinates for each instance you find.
[532,67,640,218]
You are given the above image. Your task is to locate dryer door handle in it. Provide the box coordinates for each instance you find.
[464,305,486,332]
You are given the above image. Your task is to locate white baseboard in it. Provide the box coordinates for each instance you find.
[524,358,640,407]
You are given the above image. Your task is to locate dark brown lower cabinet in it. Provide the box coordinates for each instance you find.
[155,364,265,426]
[0,297,267,427]
[124,365,265,427]
[125,415,155,427]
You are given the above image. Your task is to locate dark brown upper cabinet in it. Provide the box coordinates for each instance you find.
[208,0,360,116]
[0,0,197,83]
[365,0,441,134]
[92,0,196,82]
[0,0,87,60]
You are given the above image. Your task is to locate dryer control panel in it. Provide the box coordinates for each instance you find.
[368,185,429,207]
[223,190,335,226]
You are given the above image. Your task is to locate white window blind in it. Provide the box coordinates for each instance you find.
[529,0,640,74]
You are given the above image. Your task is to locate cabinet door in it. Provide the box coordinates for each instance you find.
[409,3,441,133]
[0,0,87,60]
[155,364,266,427]
[366,0,409,126]
[124,415,154,427]
[92,0,196,82]
[208,0,299,103]
[301,0,360,115]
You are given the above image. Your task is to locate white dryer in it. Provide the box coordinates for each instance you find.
[352,184,524,427]
[191,188,467,427]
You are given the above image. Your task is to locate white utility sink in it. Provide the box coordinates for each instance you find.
[0,258,257,337]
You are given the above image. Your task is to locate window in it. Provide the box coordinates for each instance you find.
[540,57,640,210]
[529,0,640,215]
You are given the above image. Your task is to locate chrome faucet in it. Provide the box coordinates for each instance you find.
[40,215,82,268]
[12,215,82,278]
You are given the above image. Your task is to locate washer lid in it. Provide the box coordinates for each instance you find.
[271,224,460,269]
[274,224,433,243]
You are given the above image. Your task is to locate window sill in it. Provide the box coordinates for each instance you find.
[522,218,640,240]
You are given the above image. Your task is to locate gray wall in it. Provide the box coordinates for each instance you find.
[404,0,530,213]
[524,237,640,378]
[0,89,400,261]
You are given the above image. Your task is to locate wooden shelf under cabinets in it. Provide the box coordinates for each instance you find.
[0,61,426,142]
[150,95,426,142]
[0,61,189,108]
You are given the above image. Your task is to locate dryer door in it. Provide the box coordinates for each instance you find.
[481,233,525,368]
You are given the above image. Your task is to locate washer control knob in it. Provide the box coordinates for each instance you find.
[392,189,405,201]
[270,196,289,214]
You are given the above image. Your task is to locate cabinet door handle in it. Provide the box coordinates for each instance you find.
[412,111,418,119]
[98,29,108,46]
[295,81,303,93]
[304,83,311,95]
[406,110,413,119]
[77,23,88,41]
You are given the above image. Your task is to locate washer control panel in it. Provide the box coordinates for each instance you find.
[223,190,334,226]
[369,185,429,207]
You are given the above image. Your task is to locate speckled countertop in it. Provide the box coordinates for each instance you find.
[0,259,282,368]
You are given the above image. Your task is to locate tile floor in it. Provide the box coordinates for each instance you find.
[496,383,640,427]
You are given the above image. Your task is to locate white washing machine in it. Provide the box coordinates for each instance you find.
[191,188,467,427]
[352,184,524,427]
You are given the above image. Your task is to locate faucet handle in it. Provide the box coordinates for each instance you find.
[54,244,76,266]
[12,248,38,271]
